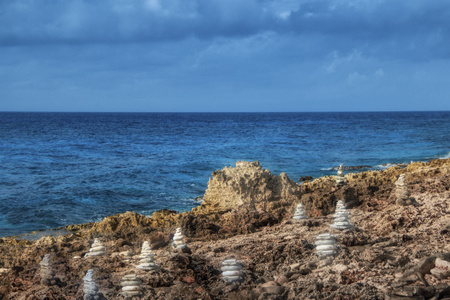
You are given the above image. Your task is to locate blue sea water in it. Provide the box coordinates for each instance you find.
[0,112,449,237]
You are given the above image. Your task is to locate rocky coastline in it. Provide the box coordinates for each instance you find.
[0,158,449,299]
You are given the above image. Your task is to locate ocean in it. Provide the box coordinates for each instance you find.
[0,111,449,237]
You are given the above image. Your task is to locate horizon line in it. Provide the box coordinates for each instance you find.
[1,110,449,114]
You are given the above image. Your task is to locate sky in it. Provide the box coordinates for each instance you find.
[1,0,450,112]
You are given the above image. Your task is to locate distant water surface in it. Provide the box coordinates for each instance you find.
[0,112,449,237]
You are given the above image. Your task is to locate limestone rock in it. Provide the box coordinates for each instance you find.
[136,241,158,271]
[293,203,307,220]
[336,164,346,186]
[120,274,142,298]
[395,174,417,205]
[315,233,338,258]
[221,259,244,283]
[200,161,301,212]
[39,254,55,286]
[172,228,187,249]
[85,238,106,257]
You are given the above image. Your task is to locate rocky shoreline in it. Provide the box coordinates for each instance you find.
[0,158,449,299]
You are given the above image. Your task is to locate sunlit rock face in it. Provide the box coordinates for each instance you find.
[221,259,244,283]
[120,274,142,298]
[331,200,353,230]
[315,233,338,258]
[173,227,187,249]
[39,254,55,286]
[336,164,346,186]
[293,203,307,220]
[85,238,106,257]
[136,241,158,271]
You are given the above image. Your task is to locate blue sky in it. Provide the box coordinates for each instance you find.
[1,0,449,112]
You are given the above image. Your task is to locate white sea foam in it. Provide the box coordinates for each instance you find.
[437,152,450,159]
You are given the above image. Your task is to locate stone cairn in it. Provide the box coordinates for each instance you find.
[120,274,143,298]
[395,174,413,205]
[85,238,106,257]
[83,269,105,300]
[136,241,158,271]
[173,227,187,249]
[293,203,307,220]
[221,259,244,283]
[330,200,353,230]
[315,233,338,258]
[39,254,55,285]
[335,164,346,186]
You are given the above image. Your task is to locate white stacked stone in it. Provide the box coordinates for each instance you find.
[293,203,307,220]
[39,254,55,285]
[395,174,410,204]
[336,164,346,185]
[83,269,102,300]
[136,241,158,271]
[85,238,106,257]
[331,200,353,230]
[120,274,142,298]
[315,233,338,258]
[173,227,187,249]
[221,259,244,283]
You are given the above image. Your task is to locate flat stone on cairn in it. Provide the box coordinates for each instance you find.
[293,203,307,220]
[331,200,353,230]
[221,259,244,283]
[173,227,187,249]
[136,241,158,271]
[83,269,105,300]
[85,238,106,257]
[315,233,338,258]
[120,274,142,298]
[39,254,55,286]
[335,164,346,186]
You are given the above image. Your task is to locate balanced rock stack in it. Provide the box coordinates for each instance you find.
[330,200,353,230]
[120,274,142,298]
[395,174,415,205]
[39,254,55,286]
[85,238,107,257]
[335,164,346,186]
[172,227,187,249]
[293,203,307,220]
[83,269,105,300]
[315,233,338,258]
[221,259,244,283]
[136,241,158,271]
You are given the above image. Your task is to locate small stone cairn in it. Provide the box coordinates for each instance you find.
[85,238,106,257]
[293,203,307,220]
[335,164,346,186]
[39,254,55,285]
[136,241,158,271]
[315,233,338,258]
[395,174,417,205]
[173,227,187,249]
[120,274,142,298]
[83,269,105,300]
[221,259,244,283]
[330,200,353,230]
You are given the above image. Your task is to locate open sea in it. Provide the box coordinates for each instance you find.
[0,111,449,237]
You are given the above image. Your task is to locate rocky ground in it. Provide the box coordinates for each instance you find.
[0,159,449,299]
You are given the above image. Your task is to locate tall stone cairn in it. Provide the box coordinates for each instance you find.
[315,233,338,258]
[335,164,346,186]
[293,203,307,220]
[83,269,105,300]
[85,238,107,257]
[395,174,411,205]
[39,254,55,286]
[330,200,353,230]
[136,241,158,271]
[172,227,187,249]
[221,259,244,283]
[120,274,142,298]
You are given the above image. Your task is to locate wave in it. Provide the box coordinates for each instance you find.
[436,151,450,159]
